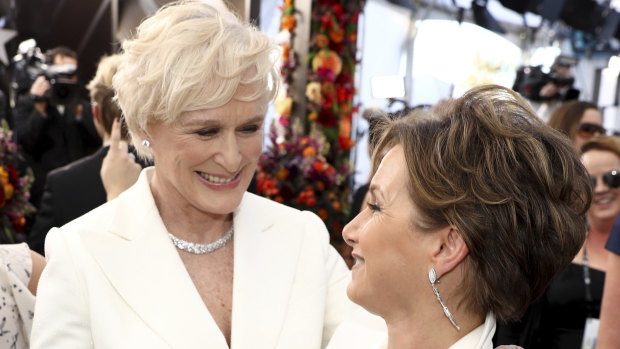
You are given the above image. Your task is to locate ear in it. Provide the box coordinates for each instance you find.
[431,226,469,279]
[92,104,101,125]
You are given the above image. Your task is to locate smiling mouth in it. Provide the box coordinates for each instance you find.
[197,171,239,184]
[352,253,365,268]
[594,197,614,205]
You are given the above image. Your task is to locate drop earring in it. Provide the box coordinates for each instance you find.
[142,139,150,148]
[429,268,461,331]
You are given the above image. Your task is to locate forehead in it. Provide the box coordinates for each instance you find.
[371,145,409,194]
[582,149,620,174]
[178,98,268,125]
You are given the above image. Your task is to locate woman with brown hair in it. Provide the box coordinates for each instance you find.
[327,85,591,349]
[547,100,605,149]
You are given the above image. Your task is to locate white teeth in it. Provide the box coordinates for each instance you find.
[595,198,613,204]
[200,172,235,183]
[353,258,365,267]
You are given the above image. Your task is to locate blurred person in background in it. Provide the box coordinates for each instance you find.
[547,100,605,150]
[27,54,144,255]
[13,46,101,209]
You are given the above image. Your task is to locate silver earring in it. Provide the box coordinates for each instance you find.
[142,139,150,148]
[429,268,461,331]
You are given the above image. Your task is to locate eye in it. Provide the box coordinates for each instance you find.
[238,124,261,134]
[367,202,381,212]
[197,128,219,137]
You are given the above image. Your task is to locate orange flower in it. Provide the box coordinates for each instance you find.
[332,201,341,211]
[281,15,295,31]
[317,208,328,221]
[321,82,336,97]
[276,167,290,180]
[317,181,325,190]
[281,44,290,62]
[303,146,316,158]
[329,28,344,43]
[0,167,8,185]
[4,182,13,201]
[309,112,318,121]
[339,118,351,138]
[313,160,325,172]
[316,34,330,48]
[311,49,342,76]
[284,0,292,6]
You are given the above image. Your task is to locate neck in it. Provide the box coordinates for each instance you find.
[384,290,484,349]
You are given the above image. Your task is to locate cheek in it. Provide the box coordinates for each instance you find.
[240,136,263,160]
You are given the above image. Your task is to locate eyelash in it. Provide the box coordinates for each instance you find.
[367,202,381,211]
[196,124,260,137]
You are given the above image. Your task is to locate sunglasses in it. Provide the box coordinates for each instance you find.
[577,123,606,138]
[590,170,620,189]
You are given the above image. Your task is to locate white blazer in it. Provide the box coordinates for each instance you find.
[31,168,357,349]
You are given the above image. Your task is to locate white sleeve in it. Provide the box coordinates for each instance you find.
[30,228,94,349]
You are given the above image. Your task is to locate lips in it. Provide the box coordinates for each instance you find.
[351,252,365,269]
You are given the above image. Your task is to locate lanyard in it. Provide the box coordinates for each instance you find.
[582,242,596,317]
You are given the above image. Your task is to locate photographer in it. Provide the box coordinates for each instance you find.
[14,46,101,209]
[513,55,580,122]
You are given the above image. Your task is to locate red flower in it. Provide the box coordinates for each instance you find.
[7,164,18,187]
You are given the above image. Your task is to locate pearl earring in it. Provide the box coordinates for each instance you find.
[142,139,150,148]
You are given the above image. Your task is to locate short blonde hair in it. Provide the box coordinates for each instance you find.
[113,0,280,159]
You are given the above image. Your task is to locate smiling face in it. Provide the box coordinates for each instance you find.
[342,145,434,316]
[148,90,267,218]
[582,149,620,229]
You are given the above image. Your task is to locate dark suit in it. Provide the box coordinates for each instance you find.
[27,146,109,255]
[14,94,102,207]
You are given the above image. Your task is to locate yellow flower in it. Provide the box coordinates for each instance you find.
[4,183,13,201]
[274,95,293,116]
[0,167,8,185]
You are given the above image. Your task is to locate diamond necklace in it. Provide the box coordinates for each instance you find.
[168,226,234,254]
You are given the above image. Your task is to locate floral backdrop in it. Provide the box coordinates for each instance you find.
[257,0,364,257]
[0,121,34,243]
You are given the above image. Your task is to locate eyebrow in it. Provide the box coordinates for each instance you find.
[181,114,266,127]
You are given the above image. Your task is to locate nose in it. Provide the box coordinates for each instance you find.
[215,133,242,173]
[342,213,361,247]
[593,176,610,193]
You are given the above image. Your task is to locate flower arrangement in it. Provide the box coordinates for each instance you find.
[0,120,35,243]
[256,120,351,242]
[306,0,364,155]
[257,0,364,247]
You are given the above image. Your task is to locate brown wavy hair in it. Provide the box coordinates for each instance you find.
[372,85,591,322]
[548,100,599,141]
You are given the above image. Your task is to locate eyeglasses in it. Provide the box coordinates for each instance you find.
[590,170,620,189]
[577,123,606,138]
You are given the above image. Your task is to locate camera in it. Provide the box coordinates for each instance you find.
[11,39,80,106]
[512,65,579,102]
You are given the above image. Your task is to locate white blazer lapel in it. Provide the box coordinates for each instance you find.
[230,193,304,348]
[80,169,228,348]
